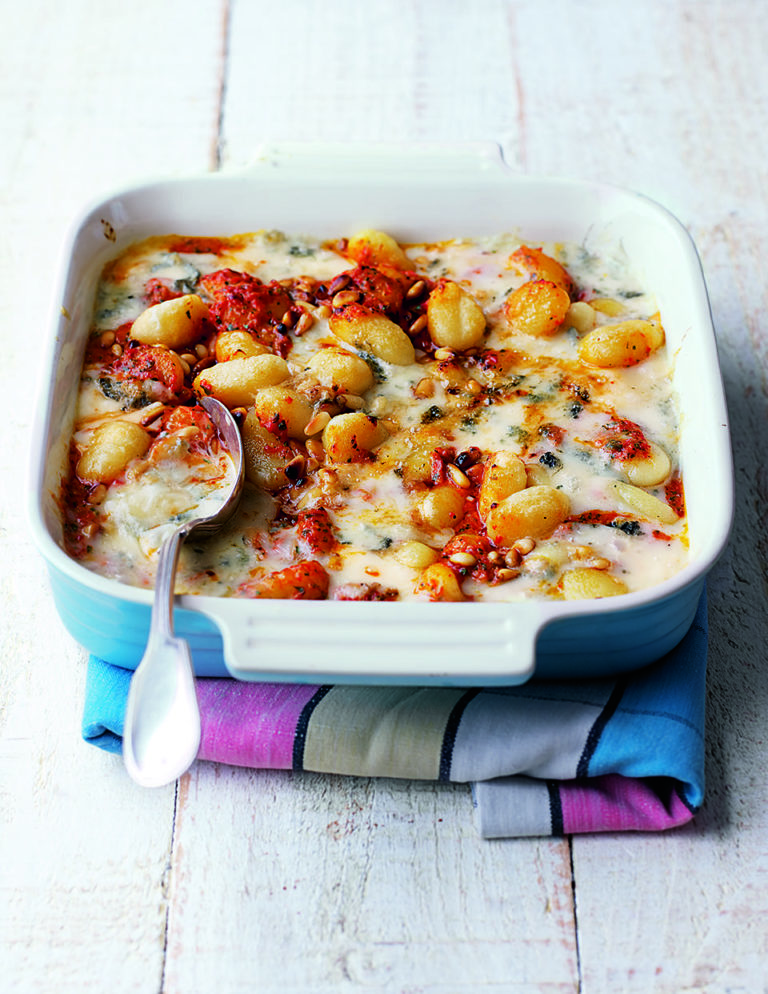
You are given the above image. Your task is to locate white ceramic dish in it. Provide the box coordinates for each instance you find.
[28,143,733,685]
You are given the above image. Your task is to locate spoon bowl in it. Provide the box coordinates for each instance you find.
[122,396,244,787]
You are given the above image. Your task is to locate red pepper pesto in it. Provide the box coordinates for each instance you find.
[61,228,688,602]
[596,417,652,461]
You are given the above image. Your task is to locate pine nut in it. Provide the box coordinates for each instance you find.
[304,410,331,436]
[487,550,502,564]
[504,549,521,568]
[332,289,361,309]
[497,568,519,582]
[409,314,428,335]
[341,394,365,410]
[414,377,434,398]
[446,464,471,489]
[175,425,200,440]
[284,455,305,482]
[434,348,455,361]
[280,310,296,328]
[99,331,116,348]
[110,343,123,357]
[513,537,536,556]
[294,312,315,336]
[305,439,325,461]
[180,353,197,366]
[406,279,426,300]
[138,402,166,425]
[588,557,612,570]
[329,273,351,294]
[449,552,477,567]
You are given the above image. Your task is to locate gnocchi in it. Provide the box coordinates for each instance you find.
[193,354,290,407]
[62,228,688,604]
[503,280,571,337]
[329,306,415,366]
[130,294,209,349]
[76,421,151,483]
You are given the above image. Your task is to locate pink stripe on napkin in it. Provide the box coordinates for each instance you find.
[560,773,693,834]
[196,681,321,769]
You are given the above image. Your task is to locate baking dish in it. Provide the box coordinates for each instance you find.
[28,143,732,685]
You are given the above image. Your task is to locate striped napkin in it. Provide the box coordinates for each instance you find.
[82,595,707,838]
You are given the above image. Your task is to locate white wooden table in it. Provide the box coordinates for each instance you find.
[3,2,767,990]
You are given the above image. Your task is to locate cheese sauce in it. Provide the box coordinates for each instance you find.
[60,231,688,602]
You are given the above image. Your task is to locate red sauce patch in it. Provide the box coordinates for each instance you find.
[199,269,294,356]
[110,344,185,393]
[665,475,686,517]
[596,417,652,461]
[296,507,338,555]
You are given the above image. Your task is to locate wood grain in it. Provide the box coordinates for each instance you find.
[164,765,578,993]
[2,0,768,991]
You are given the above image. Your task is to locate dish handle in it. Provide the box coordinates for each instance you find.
[245,140,511,180]
[184,599,543,686]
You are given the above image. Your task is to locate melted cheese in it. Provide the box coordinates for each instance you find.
[62,231,688,602]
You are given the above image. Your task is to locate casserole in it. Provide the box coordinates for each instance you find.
[29,143,733,684]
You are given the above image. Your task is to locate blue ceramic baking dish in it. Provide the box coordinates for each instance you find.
[28,144,733,685]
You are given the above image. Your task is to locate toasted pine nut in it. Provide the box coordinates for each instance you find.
[280,310,296,328]
[138,402,166,426]
[409,314,428,335]
[434,348,455,361]
[414,377,434,398]
[315,304,332,320]
[513,537,536,556]
[194,343,209,358]
[449,552,477,567]
[284,455,305,481]
[340,394,365,410]
[304,410,332,436]
[504,549,521,568]
[406,279,426,299]
[111,343,123,357]
[496,568,519,582]
[175,425,200,439]
[329,273,351,294]
[306,439,325,460]
[99,331,116,348]
[180,353,197,366]
[90,484,107,504]
[588,557,612,570]
[487,550,502,564]
[294,312,315,335]
[332,289,361,309]
[465,379,482,395]
[446,464,471,489]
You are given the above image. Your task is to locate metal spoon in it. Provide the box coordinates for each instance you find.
[123,396,244,788]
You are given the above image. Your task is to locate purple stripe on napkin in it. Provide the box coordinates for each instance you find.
[197,681,321,769]
[559,774,695,834]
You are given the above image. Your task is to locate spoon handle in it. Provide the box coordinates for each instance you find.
[122,525,201,788]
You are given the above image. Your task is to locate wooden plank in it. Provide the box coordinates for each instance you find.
[3,0,768,990]
[0,1,225,990]
[163,764,579,993]
[558,2,768,991]
[157,3,581,990]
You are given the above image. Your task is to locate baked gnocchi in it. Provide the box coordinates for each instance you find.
[59,229,688,602]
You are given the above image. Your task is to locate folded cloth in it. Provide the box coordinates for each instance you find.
[83,594,707,838]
